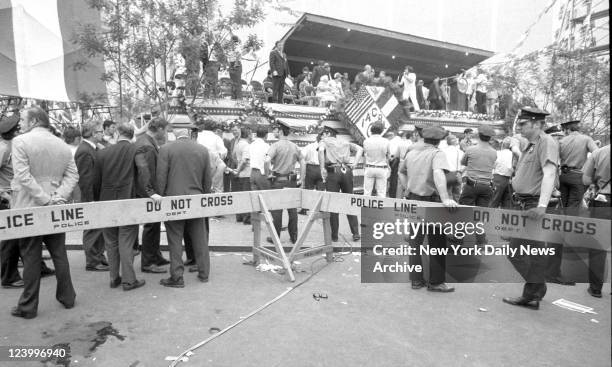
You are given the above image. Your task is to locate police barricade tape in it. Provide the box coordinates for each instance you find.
[0,189,301,241]
[300,190,611,251]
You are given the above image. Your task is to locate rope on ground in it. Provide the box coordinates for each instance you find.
[168,244,348,367]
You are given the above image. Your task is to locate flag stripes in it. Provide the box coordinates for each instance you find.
[344,88,374,122]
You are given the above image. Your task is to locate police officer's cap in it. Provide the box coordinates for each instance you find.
[321,122,338,134]
[560,120,580,127]
[518,106,549,121]
[0,115,20,134]
[544,125,562,134]
[414,123,427,132]
[422,126,446,140]
[477,125,495,137]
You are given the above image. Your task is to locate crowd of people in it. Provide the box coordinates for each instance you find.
[0,102,609,319]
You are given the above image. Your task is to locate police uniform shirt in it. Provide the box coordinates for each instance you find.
[402,144,450,196]
[512,131,559,195]
[0,139,13,191]
[268,139,300,175]
[582,145,610,194]
[461,144,497,181]
[559,131,597,168]
[363,134,390,166]
[318,137,360,165]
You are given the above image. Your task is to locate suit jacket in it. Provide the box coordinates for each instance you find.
[269,50,290,78]
[74,140,99,202]
[10,127,79,208]
[95,140,138,201]
[134,133,159,198]
[157,138,212,196]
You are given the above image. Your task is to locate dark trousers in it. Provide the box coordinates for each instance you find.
[489,174,512,208]
[304,164,323,190]
[325,168,359,239]
[229,62,242,99]
[82,229,106,268]
[223,172,232,192]
[203,61,219,99]
[407,194,447,285]
[232,176,251,222]
[460,180,493,244]
[271,178,298,242]
[508,198,548,301]
[429,98,444,110]
[166,218,210,280]
[272,75,285,103]
[17,234,75,316]
[476,91,487,114]
[1,239,21,285]
[141,222,165,268]
[588,199,610,291]
[250,169,271,191]
[388,158,399,198]
[103,225,138,284]
[559,171,585,208]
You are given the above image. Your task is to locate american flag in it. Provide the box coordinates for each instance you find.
[344,87,375,123]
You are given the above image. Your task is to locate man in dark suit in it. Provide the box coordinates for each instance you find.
[157,128,212,287]
[268,41,290,103]
[95,123,146,291]
[75,121,109,272]
[134,117,170,273]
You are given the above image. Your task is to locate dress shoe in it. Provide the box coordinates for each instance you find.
[502,296,539,310]
[141,264,167,274]
[411,280,427,290]
[546,276,575,286]
[156,258,170,266]
[266,237,274,244]
[243,220,251,225]
[160,277,185,288]
[86,264,109,272]
[331,237,339,243]
[110,277,122,289]
[122,279,146,291]
[290,237,297,245]
[197,276,209,283]
[298,209,308,215]
[11,307,36,319]
[2,280,24,289]
[100,258,109,266]
[184,259,196,266]
[60,301,75,309]
[41,266,55,277]
[188,265,199,273]
[352,234,361,241]
[427,283,455,293]
[588,286,602,298]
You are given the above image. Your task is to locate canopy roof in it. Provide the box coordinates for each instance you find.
[281,13,494,82]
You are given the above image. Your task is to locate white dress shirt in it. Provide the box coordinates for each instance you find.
[493,149,514,177]
[246,137,270,172]
[301,142,320,165]
[196,130,227,159]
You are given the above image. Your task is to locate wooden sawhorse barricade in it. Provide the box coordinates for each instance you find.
[249,193,333,282]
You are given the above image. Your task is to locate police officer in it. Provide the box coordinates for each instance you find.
[400,125,457,292]
[266,121,302,244]
[318,125,363,242]
[503,107,558,310]
[582,144,610,298]
[559,120,597,208]
[459,125,497,244]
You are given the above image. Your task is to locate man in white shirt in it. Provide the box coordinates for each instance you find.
[229,126,252,224]
[363,122,390,197]
[489,137,513,208]
[246,126,271,191]
[298,132,324,215]
[196,121,227,193]
[441,134,464,200]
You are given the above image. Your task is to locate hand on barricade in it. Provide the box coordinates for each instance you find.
[526,207,546,221]
[47,195,67,206]
[150,194,163,204]
[442,199,458,212]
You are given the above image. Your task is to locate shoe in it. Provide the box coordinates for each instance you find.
[160,277,184,288]
[110,277,122,289]
[60,301,75,309]
[588,286,602,298]
[188,265,198,273]
[236,217,243,223]
[290,237,297,245]
[141,264,167,274]
[184,259,195,266]
[11,307,36,319]
[352,234,361,241]
[411,280,427,290]
[100,259,109,266]
[123,279,146,291]
[427,283,455,293]
[2,280,24,289]
[86,264,109,272]
[502,296,539,310]
[243,220,251,225]
[41,267,55,277]
[298,209,308,215]
[156,258,170,266]
[197,276,209,283]
[331,237,339,243]
[547,276,576,286]
[266,237,274,244]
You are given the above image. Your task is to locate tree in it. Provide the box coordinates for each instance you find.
[74,0,266,120]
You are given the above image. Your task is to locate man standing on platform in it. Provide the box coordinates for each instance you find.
[401,125,457,293]
[75,121,108,272]
[319,125,363,242]
[266,122,302,244]
[10,107,78,318]
[157,128,212,287]
[363,122,390,197]
[134,117,170,274]
[503,107,558,310]
[96,123,146,292]
[269,41,290,104]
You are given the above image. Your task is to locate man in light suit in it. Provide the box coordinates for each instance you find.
[268,41,290,103]
[95,123,146,292]
[157,128,212,287]
[10,107,78,319]
[75,121,108,272]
